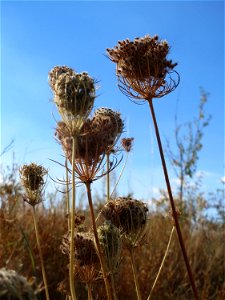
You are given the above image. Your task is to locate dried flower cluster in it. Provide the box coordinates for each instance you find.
[98,222,122,273]
[101,197,148,246]
[0,268,37,300]
[49,65,96,133]
[61,232,99,267]
[55,107,124,166]
[121,137,134,152]
[19,163,47,206]
[107,35,179,99]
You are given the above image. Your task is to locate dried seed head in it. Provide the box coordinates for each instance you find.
[61,232,99,266]
[49,66,96,134]
[101,197,148,246]
[91,107,124,154]
[121,137,134,152]
[98,222,122,273]
[55,107,124,166]
[0,268,37,300]
[19,163,47,206]
[106,35,179,99]
[49,65,74,91]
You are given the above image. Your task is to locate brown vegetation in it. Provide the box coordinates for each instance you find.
[0,164,224,299]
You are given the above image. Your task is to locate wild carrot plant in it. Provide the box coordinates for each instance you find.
[49,66,96,300]
[19,163,50,300]
[3,34,221,300]
[107,34,199,299]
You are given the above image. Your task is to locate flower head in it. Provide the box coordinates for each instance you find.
[61,232,99,267]
[121,137,134,152]
[98,222,122,273]
[101,197,148,247]
[49,66,96,134]
[107,35,179,99]
[55,107,124,183]
[19,163,47,206]
[0,268,37,300]
[60,231,100,285]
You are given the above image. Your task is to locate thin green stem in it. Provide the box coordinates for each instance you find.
[129,248,142,300]
[85,181,113,300]
[147,226,175,300]
[69,136,77,300]
[32,207,50,300]
[148,99,199,300]
[106,153,110,201]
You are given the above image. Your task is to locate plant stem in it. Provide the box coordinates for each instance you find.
[65,158,71,231]
[69,136,77,300]
[32,206,50,300]
[147,226,175,300]
[85,181,113,300]
[148,99,199,300]
[106,153,110,201]
[129,248,142,300]
[110,152,129,198]
[87,283,93,300]
[110,273,118,300]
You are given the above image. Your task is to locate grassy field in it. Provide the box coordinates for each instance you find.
[0,165,224,299]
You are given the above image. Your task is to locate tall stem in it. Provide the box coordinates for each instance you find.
[147,226,175,300]
[65,158,71,231]
[85,181,113,300]
[69,136,77,300]
[32,207,50,300]
[106,153,110,201]
[129,248,142,300]
[148,99,199,300]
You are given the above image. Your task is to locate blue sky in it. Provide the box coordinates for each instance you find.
[1,1,224,203]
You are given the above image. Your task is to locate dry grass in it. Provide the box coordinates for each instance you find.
[0,174,224,299]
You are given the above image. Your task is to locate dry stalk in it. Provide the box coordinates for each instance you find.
[147,226,175,299]
[32,207,50,300]
[129,248,142,300]
[69,136,77,300]
[148,98,198,299]
[85,181,113,300]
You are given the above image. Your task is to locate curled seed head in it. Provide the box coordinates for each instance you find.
[55,107,124,166]
[19,163,47,206]
[49,66,96,133]
[98,222,122,272]
[0,268,37,300]
[101,197,148,243]
[61,232,99,266]
[48,65,74,91]
[91,107,124,153]
[106,34,179,98]
[121,137,134,152]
